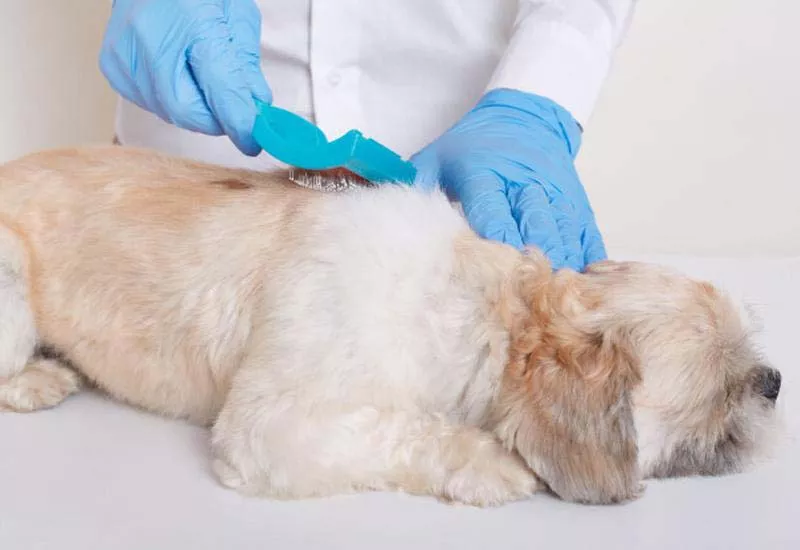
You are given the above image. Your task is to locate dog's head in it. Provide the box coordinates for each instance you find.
[491,256,780,504]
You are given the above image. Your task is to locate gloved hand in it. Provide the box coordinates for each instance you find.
[411,88,606,271]
[99,0,271,155]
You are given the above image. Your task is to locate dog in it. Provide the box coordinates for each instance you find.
[0,146,780,506]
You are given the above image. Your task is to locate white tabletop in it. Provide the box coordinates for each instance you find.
[2,256,798,550]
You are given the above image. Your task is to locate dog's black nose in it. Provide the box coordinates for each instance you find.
[754,366,781,401]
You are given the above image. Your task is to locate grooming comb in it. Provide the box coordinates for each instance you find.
[287,167,373,192]
[252,100,417,186]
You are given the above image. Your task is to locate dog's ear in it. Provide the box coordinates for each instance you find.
[492,268,643,504]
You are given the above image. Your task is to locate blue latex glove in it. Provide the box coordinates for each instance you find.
[411,88,606,271]
[99,0,271,156]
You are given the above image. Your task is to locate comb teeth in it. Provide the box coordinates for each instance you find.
[289,168,373,193]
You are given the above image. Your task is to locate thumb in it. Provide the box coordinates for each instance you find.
[245,66,272,106]
[410,147,442,191]
[450,169,524,249]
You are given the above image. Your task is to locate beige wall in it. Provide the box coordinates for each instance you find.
[0,1,116,160]
[579,0,799,257]
[1,0,797,257]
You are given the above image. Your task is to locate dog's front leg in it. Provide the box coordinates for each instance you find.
[0,224,80,412]
[211,366,540,506]
[378,413,544,506]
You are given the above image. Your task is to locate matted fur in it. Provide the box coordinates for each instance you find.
[0,147,780,506]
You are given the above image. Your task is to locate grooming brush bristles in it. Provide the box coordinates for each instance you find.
[289,168,373,192]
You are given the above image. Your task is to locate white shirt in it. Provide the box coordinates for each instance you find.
[115,0,636,171]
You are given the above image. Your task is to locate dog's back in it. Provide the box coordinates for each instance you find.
[0,147,491,424]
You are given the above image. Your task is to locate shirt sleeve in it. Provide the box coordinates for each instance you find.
[487,0,638,127]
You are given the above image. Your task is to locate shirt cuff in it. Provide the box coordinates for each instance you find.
[487,20,614,127]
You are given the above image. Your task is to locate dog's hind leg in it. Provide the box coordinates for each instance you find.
[0,223,79,412]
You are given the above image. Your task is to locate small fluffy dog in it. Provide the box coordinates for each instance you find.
[0,147,781,506]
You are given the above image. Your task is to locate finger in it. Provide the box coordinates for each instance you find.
[507,182,568,269]
[188,35,265,155]
[98,45,149,115]
[582,220,608,267]
[549,193,584,271]
[241,58,272,107]
[183,3,267,155]
[98,3,148,113]
[103,43,223,137]
[124,0,225,136]
[161,59,226,135]
[452,171,524,249]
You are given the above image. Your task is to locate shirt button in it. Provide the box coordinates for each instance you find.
[327,71,342,87]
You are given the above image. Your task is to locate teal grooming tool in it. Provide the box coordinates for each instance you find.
[252,100,416,184]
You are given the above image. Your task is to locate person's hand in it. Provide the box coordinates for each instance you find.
[411,88,606,271]
[99,0,271,155]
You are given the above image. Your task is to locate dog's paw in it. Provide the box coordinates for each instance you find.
[443,445,541,507]
[212,455,278,498]
[0,358,81,412]
[212,457,247,490]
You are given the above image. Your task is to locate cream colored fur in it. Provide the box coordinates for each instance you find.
[0,147,779,506]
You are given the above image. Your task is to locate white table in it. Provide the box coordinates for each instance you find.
[2,256,798,550]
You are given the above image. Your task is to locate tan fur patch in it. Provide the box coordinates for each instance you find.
[210,178,253,191]
[491,262,643,504]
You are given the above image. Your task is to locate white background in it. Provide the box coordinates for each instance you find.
[1,0,797,257]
